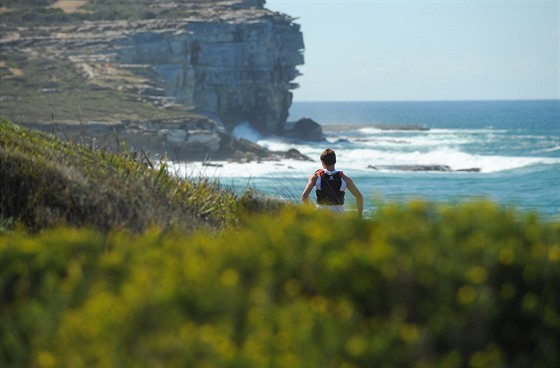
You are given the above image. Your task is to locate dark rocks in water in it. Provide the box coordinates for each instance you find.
[284,148,312,161]
[202,162,224,168]
[214,133,311,163]
[456,168,481,172]
[367,165,451,172]
[373,124,429,131]
[412,165,451,172]
[215,134,270,162]
[367,164,480,172]
[284,118,324,141]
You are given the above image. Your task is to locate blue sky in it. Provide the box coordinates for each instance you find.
[265,0,559,101]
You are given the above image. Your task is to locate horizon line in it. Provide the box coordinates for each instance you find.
[291,98,560,103]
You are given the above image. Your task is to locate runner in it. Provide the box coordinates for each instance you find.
[302,148,363,218]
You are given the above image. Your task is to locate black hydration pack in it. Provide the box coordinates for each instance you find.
[315,169,345,205]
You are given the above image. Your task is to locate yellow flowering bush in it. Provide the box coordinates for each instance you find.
[1,202,558,367]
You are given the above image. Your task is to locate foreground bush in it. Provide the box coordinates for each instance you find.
[1,202,559,367]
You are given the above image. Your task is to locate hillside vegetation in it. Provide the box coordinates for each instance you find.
[1,119,559,367]
[0,119,277,232]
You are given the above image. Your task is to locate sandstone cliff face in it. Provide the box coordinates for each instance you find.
[0,0,304,157]
[118,14,304,135]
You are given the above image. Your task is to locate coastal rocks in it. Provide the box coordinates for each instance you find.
[19,114,227,159]
[217,133,271,162]
[284,148,312,161]
[160,129,221,152]
[215,133,311,162]
[456,168,481,172]
[284,118,324,141]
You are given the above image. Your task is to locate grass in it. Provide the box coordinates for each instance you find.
[0,119,284,233]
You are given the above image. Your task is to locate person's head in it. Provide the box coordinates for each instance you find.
[320,148,336,167]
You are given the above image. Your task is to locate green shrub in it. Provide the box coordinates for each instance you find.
[1,7,73,26]
[0,120,240,232]
[1,202,558,367]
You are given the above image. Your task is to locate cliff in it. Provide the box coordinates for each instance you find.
[0,0,305,159]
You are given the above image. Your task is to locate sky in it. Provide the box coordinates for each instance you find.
[265,0,559,102]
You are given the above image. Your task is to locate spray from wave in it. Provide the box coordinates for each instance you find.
[232,122,262,142]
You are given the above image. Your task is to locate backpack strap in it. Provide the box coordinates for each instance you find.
[315,169,344,180]
[316,169,343,176]
[315,169,324,190]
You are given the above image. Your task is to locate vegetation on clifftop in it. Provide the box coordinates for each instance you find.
[0,53,203,126]
[0,0,237,26]
[1,119,559,367]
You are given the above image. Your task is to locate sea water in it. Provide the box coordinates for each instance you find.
[174,100,560,219]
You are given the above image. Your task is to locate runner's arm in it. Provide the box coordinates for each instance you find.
[344,176,363,218]
[301,173,318,205]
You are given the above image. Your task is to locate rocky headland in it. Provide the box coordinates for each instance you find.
[0,0,308,162]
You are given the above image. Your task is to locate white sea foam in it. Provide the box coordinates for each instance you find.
[333,128,487,149]
[173,144,559,180]
[352,135,472,148]
[538,145,560,153]
[232,122,261,142]
[357,127,385,134]
[341,146,560,173]
[173,160,313,180]
[257,138,296,152]
[429,128,508,134]
[172,123,559,182]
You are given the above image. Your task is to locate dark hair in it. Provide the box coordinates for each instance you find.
[320,148,336,166]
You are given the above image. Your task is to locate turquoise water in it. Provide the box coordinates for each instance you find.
[179,100,560,219]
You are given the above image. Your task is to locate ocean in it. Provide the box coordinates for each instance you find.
[175,100,560,219]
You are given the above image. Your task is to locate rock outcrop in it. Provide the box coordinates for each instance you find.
[285,118,324,141]
[115,11,304,135]
[0,0,304,158]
